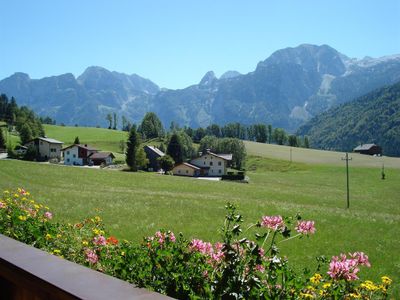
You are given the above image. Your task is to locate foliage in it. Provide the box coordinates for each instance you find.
[0,190,393,299]
[0,128,5,149]
[157,155,175,173]
[298,81,400,157]
[23,145,38,161]
[167,133,184,164]
[74,136,80,144]
[138,112,164,139]
[19,123,33,145]
[136,147,149,170]
[125,125,141,171]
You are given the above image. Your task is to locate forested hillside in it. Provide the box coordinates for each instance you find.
[298,82,400,157]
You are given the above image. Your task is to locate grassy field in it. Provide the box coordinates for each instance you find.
[44,124,128,161]
[1,156,399,294]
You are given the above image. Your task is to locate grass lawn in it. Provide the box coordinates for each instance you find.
[44,124,128,161]
[1,157,399,295]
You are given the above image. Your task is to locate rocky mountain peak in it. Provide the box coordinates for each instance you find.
[220,71,242,80]
[199,71,217,86]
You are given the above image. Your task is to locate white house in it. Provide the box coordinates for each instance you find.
[25,137,63,161]
[172,150,232,177]
[62,144,98,165]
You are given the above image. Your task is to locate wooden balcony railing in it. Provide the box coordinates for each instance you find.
[0,234,171,300]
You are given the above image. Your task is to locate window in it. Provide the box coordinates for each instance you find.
[67,151,70,155]
[67,158,70,162]
[73,154,76,158]
[210,161,213,166]
[186,170,188,174]
[219,169,222,174]
[218,161,222,166]
[204,161,206,165]
[178,170,181,174]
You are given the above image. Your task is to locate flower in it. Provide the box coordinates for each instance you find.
[18,215,27,221]
[93,235,107,246]
[53,249,61,255]
[327,254,360,281]
[0,201,6,209]
[106,236,119,245]
[169,231,176,242]
[360,280,379,291]
[261,215,284,231]
[85,249,98,264]
[295,220,315,235]
[44,211,53,220]
[255,264,265,273]
[45,234,52,240]
[350,252,370,267]
[310,273,322,284]
[82,240,89,246]
[381,276,392,286]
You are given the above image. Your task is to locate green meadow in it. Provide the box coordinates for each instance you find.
[1,125,399,295]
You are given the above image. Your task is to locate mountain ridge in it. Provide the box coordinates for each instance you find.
[1,44,400,130]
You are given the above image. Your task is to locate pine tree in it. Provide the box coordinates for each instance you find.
[126,125,141,171]
[167,133,183,164]
[74,136,80,144]
[19,124,33,145]
[0,128,6,149]
[136,147,149,170]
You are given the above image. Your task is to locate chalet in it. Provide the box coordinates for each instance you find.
[172,150,232,177]
[88,152,115,166]
[353,144,382,156]
[144,145,165,171]
[62,144,98,166]
[25,137,63,161]
[14,145,28,156]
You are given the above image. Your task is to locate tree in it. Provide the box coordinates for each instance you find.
[74,136,80,144]
[177,131,195,160]
[19,123,33,145]
[113,112,117,130]
[136,147,149,170]
[167,133,183,164]
[253,124,268,143]
[157,155,175,174]
[139,112,164,139]
[288,135,298,147]
[119,140,125,153]
[23,145,38,161]
[199,135,219,154]
[0,128,6,149]
[267,125,272,143]
[217,138,246,170]
[106,113,112,129]
[273,128,287,145]
[126,125,141,171]
[122,116,128,131]
[193,127,206,143]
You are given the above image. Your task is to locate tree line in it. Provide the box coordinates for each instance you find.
[0,94,45,145]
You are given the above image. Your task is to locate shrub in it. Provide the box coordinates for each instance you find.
[0,189,393,299]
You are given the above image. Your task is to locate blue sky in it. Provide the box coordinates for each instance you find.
[1,0,399,89]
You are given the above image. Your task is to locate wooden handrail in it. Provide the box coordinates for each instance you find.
[0,234,172,300]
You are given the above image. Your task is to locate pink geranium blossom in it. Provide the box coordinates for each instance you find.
[93,235,107,246]
[261,215,284,231]
[44,211,53,219]
[295,220,316,235]
[85,249,98,264]
[327,252,371,281]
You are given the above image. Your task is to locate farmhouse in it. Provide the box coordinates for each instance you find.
[25,137,63,161]
[62,144,98,166]
[172,150,232,177]
[14,145,28,156]
[144,145,165,171]
[88,152,115,166]
[353,143,382,156]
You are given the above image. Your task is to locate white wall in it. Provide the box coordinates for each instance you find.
[63,147,83,165]
[190,154,226,176]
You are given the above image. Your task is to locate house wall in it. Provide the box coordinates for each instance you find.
[63,147,83,165]
[144,146,161,171]
[25,140,62,160]
[172,164,198,177]
[190,154,227,176]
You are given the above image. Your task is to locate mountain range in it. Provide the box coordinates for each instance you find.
[297,81,400,157]
[1,44,400,131]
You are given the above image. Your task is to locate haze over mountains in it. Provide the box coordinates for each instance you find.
[1,44,400,131]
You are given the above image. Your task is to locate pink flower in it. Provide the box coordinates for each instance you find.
[190,239,213,255]
[19,188,27,195]
[261,215,284,231]
[93,235,107,246]
[350,252,371,267]
[155,231,165,244]
[0,202,4,209]
[295,220,315,235]
[44,211,53,219]
[255,264,265,273]
[327,254,360,281]
[259,248,265,258]
[85,249,98,264]
[169,231,176,242]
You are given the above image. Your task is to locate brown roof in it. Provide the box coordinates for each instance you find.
[62,144,99,151]
[174,162,201,170]
[27,137,63,145]
[89,152,115,160]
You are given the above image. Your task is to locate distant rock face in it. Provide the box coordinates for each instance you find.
[1,44,400,130]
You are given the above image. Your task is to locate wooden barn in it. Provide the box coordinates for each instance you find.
[353,144,382,156]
